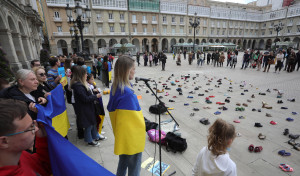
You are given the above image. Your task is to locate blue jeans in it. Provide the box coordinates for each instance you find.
[84,125,100,143]
[116,152,142,176]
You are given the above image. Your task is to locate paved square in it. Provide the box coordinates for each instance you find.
[67,53,300,176]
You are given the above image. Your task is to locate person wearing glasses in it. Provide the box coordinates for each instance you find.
[0,69,47,120]
[32,66,53,99]
[0,99,52,175]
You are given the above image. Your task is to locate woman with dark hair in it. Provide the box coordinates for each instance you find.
[287,50,296,73]
[192,119,236,176]
[102,56,109,88]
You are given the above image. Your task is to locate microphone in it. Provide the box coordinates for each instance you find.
[135,77,150,82]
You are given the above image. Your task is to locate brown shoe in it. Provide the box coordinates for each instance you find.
[242,103,248,107]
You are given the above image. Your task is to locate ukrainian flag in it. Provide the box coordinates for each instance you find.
[96,97,105,134]
[36,84,114,176]
[107,86,146,155]
[108,61,112,82]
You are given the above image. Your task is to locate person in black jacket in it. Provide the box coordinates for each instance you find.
[207,52,211,65]
[32,67,53,99]
[159,52,167,71]
[0,69,47,120]
[71,66,102,146]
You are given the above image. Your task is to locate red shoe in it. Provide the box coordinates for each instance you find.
[173,96,177,98]
[175,80,179,82]
[270,121,277,125]
[216,102,221,104]
[209,95,215,98]
[205,97,210,100]
[248,144,254,152]
[254,146,263,152]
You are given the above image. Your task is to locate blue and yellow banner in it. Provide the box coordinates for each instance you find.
[36,84,114,176]
[96,97,105,134]
[108,61,112,82]
[107,86,145,155]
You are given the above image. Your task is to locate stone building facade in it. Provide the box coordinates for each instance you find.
[43,0,300,56]
[0,0,43,71]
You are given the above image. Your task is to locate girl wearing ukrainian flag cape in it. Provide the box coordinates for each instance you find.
[107,55,146,176]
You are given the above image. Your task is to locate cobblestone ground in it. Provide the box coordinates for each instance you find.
[66,52,300,176]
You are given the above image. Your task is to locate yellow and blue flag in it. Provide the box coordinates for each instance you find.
[96,97,105,134]
[36,84,114,176]
[107,86,146,155]
[108,61,112,82]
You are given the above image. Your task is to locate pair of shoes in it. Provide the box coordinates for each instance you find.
[258,109,262,112]
[189,91,195,94]
[241,93,245,95]
[193,108,199,111]
[270,121,277,125]
[199,118,210,125]
[225,98,230,103]
[216,102,225,105]
[236,103,241,106]
[277,100,283,104]
[252,108,256,111]
[214,111,221,115]
[95,135,107,141]
[242,103,248,107]
[247,99,252,103]
[198,93,204,96]
[235,107,245,111]
[254,123,263,127]
[289,134,300,139]
[248,145,263,152]
[239,116,245,119]
[259,92,266,95]
[266,113,272,117]
[187,96,193,98]
[184,103,189,106]
[203,106,211,109]
[88,141,100,146]
[169,99,175,102]
[287,98,295,102]
[286,117,294,121]
[283,129,289,135]
[278,150,291,156]
[258,133,266,140]
[233,119,240,123]
[251,94,255,98]
[190,113,195,117]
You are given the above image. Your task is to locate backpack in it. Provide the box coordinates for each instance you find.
[147,129,166,145]
[149,102,167,115]
[165,132,187,153]
[144,117,158,131]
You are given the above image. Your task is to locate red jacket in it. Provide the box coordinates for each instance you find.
[0,137,52,176]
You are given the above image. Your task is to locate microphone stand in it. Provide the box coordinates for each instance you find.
[143,80,179,176]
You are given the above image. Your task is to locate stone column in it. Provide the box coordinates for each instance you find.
[67,43,72,55]
[21,35,34,61]
[12,32,30,68]
[0,29,22,71]
[93,42,98,55]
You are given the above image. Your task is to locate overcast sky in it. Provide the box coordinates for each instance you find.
[211,0,256,4]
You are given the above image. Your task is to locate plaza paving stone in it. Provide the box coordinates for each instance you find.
[66,52,300,176]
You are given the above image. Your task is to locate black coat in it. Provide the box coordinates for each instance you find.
[31,82,53,99]
[71,82,98,128]
[0,85,39,120]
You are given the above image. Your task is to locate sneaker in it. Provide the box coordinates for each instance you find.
[95,135,107,141]
[266,113,272,117]
[277,100,283,104]
[254,123,263,127]
[281,107,288,109]
[88,141,100,146]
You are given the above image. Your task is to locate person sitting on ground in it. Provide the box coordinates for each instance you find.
[0,98,52,175]
[192,118,237,176]
[47,57,62,89]
[0,69,47,120]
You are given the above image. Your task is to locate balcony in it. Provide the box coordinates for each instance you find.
[211,24,215,27]
[269,25,273,28]
[217,24,221,28]
[162,21,167,25]
[107,32,128,35]
[53,17,62,22]
[142,20,148,24]
[96,18,103,23]
[152,21,158,24]
[171,22,177,25]
[287,23,293,27]
[132,20,138,24]
[180,22,185,25]
[108,19,115,23]
[120,19,126,23]
[52,32,70,36]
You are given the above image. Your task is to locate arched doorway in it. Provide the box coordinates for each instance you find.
[228,39,232,43]
[258,39,264,50]
[201,39,206,43]
[151,38,158,52]
[221,39,226,43]
[132,38,140,53]
[57,39,68,56]
[293,37,300,49]
[243,40,247,49]
[215,39,220,43]
[187,38,193,43]
[71,40,80,53]
[83,39,93,54]
[209,39,214,43]
[284,38,290,42]
[233,39,236,44]
[161,38,168,52]
[120,38,128,44]
[265,39,272,50]
[195,39,200,45]
[247,40,251,49]
[179,38,184,43]
[237,39,242,48]
[98,39,106,54]
[142,38,149,52]
[252,40,256,49]
[109,39,117,47]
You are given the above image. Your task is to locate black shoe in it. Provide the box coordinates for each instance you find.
[169,99,175,102]
[198,93,204,96]
[289,134,300,139]
[88,141,100,146]
[258,109,261,112]
[283,129,289,136]
[252,108,256,111]
[241,93,245,95]
[277,100,283,104]
[281,107,288,109]
[193,108,199,111]
[254,123,263,127]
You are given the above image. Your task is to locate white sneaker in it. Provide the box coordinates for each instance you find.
[88,141,100,147]
[101,131,106,135]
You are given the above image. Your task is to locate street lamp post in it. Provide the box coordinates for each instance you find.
[69,25,80,53]
[189,12,200,54]
[66,1,91,58]
[274,22,284,50]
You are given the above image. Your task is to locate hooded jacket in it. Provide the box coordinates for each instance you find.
[192,147,237,176]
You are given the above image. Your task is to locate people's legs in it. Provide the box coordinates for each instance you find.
[278,61,283,72]
[91,124,100,140]
[297,60,300,71]
[127,153,142,176]
[200,59,203,66]
[116,155,128,176]
[84,125,93,143]
[241,60,245,69]
[267,63,271,72]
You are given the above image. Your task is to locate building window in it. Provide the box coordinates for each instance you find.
[217,29,220,35]
[240,22,243,27]
[196,29,199,35]
[132,15,136,22]
[235,22,238,26]
[223,21,226,27]
[152,16,156,21]
[239,30,242,35]
[298,26,300,32]
[269,30,272,35]
[57,26,62,32]
[180,17,184,23]
[98,26,102,33]
[263,23,266,27]
[234,30,237,35]
[121,25,125,32]
[203,28,206,35]
[109,13,113,19]
[153,28,156,33]
[222,30,225,35]
[143,27,147,33]
[287,28,291,33]
[143,16,146,21]
[289,19,293,24]
[54,11,60,18]
[172,16,175,23]
[189,28,192,34]
[229,29,232,35]
[203,19,207,26]
[84,27,88,34]
[211,29,214,35]
[246,23,248,27]
[180,27,184,34]
[97,13,101,21]
[110,26,114,32]
[163,27,167,34]
[262,31,265,35]
[120,13,124,20]
[163,16,167,23]
[133,27,137,33]
[211,20,214,25]
[172,28,175,34]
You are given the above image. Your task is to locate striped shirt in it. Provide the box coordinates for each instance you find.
[47,68,58,89]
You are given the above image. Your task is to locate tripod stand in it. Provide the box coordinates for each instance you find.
[144,80,180,176]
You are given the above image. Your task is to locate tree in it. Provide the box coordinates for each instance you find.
[0,47,14,82]
[40,49,50,66]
